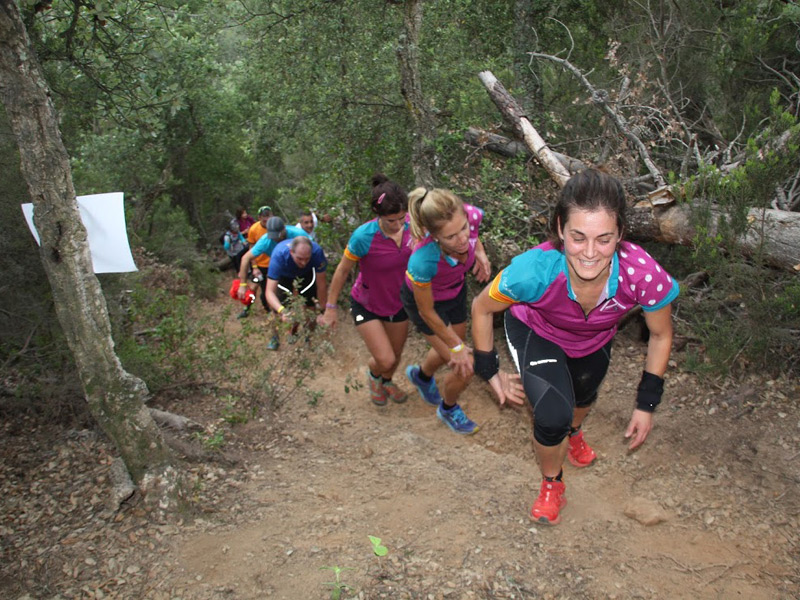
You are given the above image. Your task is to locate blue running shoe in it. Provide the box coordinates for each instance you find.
[266,335,280,351]
[437,403,479,435]
[405,365,442,406]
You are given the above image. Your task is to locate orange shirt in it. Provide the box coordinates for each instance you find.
[247,222,271,269]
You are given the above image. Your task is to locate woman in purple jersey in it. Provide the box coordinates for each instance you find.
[472,169,679,525]
[318,174,412,406]
[401,187,491,435]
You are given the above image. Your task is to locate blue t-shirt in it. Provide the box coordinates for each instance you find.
[251,225,308,259]
[267,239,328,280]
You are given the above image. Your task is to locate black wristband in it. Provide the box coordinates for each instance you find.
[474,349,499,382]
[636,371,664,412]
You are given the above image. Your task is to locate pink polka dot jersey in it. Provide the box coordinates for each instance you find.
[490,240,679,358]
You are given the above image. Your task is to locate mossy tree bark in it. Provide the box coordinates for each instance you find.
[0,1,173,484]
[395,0,437,189]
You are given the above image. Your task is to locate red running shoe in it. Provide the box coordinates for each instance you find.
[567,430,597,468]
[530,479,567,525]
[368,372,387,406]
[381,380,407,404]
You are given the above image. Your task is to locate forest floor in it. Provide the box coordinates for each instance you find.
[1,275,799,600]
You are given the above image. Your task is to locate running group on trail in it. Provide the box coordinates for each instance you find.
[227,168,679,526]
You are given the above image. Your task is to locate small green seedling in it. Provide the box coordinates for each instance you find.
[320,565,353,600]
[308,390,323,406]
[368,535,388,557]
[344,373,363,395]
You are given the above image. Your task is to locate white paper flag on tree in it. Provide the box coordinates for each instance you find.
[22,192,138,273]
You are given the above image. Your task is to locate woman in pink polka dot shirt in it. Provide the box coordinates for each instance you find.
[471,168,679,525]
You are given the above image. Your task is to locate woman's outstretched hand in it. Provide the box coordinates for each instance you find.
[624,409,653,450]
[488,371,525,406]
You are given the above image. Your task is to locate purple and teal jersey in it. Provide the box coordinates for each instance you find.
[343,216,413,316]
[405,203,484,301]
[251,225,308,259]
[489,240,679,358]
[267,239,328,280]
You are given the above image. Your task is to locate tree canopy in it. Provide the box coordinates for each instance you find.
[3,0,800,379]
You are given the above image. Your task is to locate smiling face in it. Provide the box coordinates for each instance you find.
[299,214,314,234]
[378,211,406,236]
[559,208,620,284]
[433,209,469,256]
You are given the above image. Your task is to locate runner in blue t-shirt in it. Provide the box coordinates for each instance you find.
[318,174,412,406]
[236,216,310,314]
[262,236,328,350]
[471,168,679,525]
[401,187,491,435]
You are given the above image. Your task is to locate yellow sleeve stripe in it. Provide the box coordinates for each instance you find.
[406,271,432,288]
[488,272,515,304]
[343,247,361,262]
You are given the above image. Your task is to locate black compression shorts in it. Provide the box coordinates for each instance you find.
[504,312,612,446]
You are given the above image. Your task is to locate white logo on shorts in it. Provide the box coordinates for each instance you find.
[529,359,557,367]
[356,315,364,322]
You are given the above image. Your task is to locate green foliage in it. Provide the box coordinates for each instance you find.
[368,536,388,558]
[114,270,333,412]
[681,97,800,267]
[343,373,364,396]
[320,565,353,600]
[465,156,543,260]
[221,396,252,425]
[307,390,323,407]
[139,197,200,264]
[652,237,800,377]
[114,287,229,392]
[193,429,225,451]
[11,0,800,387]
[678,265,800,376]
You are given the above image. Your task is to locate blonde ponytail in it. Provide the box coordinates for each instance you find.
[407,187,464,241]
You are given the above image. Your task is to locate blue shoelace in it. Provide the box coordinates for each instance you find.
[449,407,468,424]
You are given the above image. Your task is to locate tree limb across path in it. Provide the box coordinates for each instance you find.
[475,71,800,273]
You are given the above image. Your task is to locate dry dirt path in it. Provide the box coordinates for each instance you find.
[168,313,800,599]
[1,294,798,600]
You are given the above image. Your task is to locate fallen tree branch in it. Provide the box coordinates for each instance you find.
[476,72,800,272]
[627,203,800,273]
[478,70,572,188]
[109,456,136,509]
[149,407,204,432]
[465,127,659,193]
[464,127,587,173]
[526,53,666,187]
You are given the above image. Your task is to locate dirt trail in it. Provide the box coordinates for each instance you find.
[1,292,798,599]
[171,312,799,599]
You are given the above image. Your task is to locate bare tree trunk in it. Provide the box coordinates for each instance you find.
[0,2,174,487]
[396,0,437,188]
[512,0,545,126]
